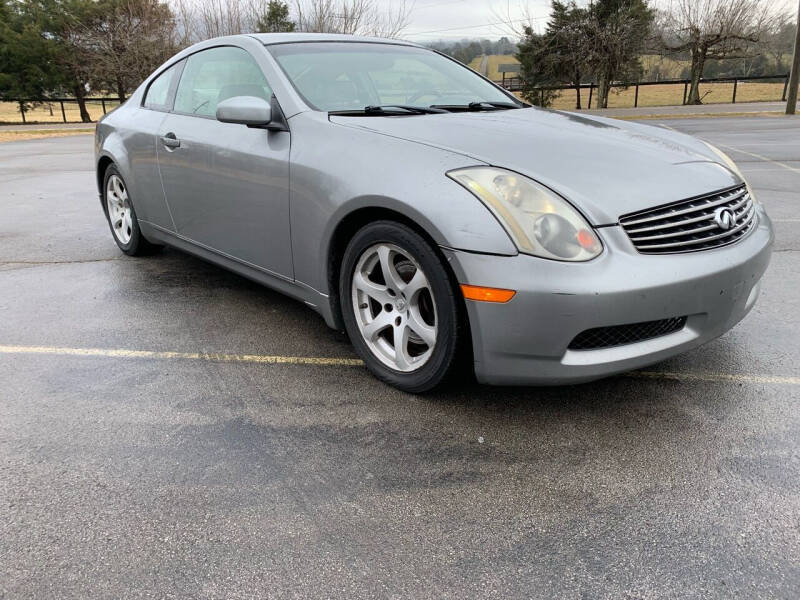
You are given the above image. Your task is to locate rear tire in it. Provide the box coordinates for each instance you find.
[340,220,463,393]
[102,165,162,256]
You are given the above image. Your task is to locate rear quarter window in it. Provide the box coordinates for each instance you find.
[143,64,179,111]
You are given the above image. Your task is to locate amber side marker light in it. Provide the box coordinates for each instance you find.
[460,284,516,303]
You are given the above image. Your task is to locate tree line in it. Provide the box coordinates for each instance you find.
[1,0,795,120]
[517,0,793,109]
[427,37,518,66]
[0,0,409,121]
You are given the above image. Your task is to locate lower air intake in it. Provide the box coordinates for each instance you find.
[568,317,688,350]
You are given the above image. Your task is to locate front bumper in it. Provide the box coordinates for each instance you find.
[444,206,773,386]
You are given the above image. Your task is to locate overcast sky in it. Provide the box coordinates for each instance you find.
[398,0,552,42]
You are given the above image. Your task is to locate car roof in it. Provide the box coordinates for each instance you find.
[247,32,422,47]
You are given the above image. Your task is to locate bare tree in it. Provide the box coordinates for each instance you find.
[659,0,786,104]
[171,0,409,42]
[170,0,197,44]
[293,0,411,37]
[171,0,274,40]
[491,0,544,39]
[763,16,797,73]
[66,0,178,101]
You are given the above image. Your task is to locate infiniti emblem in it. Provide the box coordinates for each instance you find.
[713,207,736,231]
[395,297,407,311]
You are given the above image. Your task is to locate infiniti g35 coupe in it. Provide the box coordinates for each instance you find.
[95,33,773,392]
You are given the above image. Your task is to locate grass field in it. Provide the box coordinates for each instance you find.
[0,99,119,125]
[468,54,519,81]
[469,53,790,82]
[468,53,787,108]
[537,81,786,110]
[0,129,94,143]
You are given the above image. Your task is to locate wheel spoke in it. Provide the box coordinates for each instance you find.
[363,310,393,341]
[123,212,132,234]
[377,245,405,292]
[113,177,125,201]
[393,323,412,370]
[402,269,429,300]
[406,308,436,347]
[353,271,391,305]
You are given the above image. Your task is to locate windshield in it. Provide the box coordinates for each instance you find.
[267,42,519,112]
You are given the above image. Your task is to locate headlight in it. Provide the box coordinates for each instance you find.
[447,167,602,261]
[702,141,759,204]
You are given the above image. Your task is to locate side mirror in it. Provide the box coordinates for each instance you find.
[216,96,272,127]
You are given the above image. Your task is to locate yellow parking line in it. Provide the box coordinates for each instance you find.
[1,344,798,386]
[0,344,363,367]
[630,370,800,386]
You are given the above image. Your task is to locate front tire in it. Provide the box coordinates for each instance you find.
[102,165,161,256]
[340,221,463,393]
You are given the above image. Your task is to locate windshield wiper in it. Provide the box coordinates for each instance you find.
[471,101,524,110]
[329,105,448,116]
[431,101,524,112]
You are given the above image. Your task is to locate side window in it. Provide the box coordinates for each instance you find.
[173,46,273,118]
[143,63,179,110]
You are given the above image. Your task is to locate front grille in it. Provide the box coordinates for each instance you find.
[619,185,756,254]
[568,317,687,350]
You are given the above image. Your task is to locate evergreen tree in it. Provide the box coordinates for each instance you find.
[256,1,295,34]
[517,1,589,108]
[0,0,62,119]
[585,0,653,109]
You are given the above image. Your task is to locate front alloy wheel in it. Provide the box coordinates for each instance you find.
[340,221,463,392]
[351,243,438,372]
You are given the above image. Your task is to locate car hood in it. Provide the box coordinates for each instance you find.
[331,108,740,225]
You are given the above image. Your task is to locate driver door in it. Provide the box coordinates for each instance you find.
[156,46,292,278]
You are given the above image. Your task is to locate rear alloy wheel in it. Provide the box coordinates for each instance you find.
[340,221,462,392]
[102,165,161,256]
[106,174,134,245]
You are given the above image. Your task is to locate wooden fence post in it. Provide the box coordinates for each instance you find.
[587,84,593,109]
[682,82,688,105]
[732,79,738,103]
[60,100,67,123]
[101,99,106,114]
[634,83,639,108]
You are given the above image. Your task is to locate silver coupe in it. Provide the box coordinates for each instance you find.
[95,33,773,392]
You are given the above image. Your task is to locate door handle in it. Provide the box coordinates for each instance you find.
[160,133,180,149]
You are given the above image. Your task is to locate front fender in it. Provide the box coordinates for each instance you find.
[288,112,517,296]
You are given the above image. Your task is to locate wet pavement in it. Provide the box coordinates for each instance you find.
[1,117,799,598]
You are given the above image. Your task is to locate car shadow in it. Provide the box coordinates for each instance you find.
[145,246,749,419]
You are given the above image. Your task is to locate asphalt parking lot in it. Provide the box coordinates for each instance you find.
[1,116,799,598]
